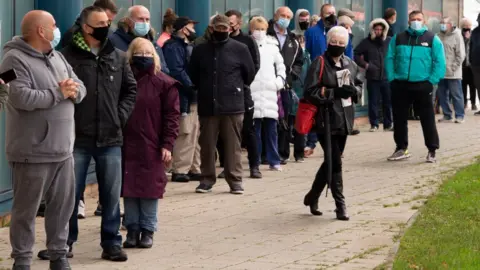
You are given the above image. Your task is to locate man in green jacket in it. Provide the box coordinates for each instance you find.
[385,10,446,163]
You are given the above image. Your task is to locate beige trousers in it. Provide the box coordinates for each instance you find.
[172,104,201,174]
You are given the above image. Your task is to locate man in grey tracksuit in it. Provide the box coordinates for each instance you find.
[0,10,86,270]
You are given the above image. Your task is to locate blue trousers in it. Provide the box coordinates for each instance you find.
[255,118,281,166]
[437,79,465,120]
[123,198,158,233]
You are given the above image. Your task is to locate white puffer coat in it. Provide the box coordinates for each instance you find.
[251,36,286,120]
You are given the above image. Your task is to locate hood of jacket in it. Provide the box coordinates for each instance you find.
[3,36,52,59]
[438,26,461,38]
[292,9,310,36]
[369,18,390,40]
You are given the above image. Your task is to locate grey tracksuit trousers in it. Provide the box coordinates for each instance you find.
[9,157,75,266]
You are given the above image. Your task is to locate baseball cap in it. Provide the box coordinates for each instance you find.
[211,14,230,29]
[173,16,198,31]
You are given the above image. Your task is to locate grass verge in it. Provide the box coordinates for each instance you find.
[393,163,480,269]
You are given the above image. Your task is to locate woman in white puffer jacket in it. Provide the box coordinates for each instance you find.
[249,16,287,171]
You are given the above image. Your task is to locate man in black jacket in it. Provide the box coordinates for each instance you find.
[267,6,304,164]
[38,6,137,262]
[216,9,262,179]
[354,18,393,132]
[189,15,256,194]
[470,14,480,116]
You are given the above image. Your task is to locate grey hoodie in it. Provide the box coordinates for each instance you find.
[292,9,310,37]
[0,37,86,163]
[438,28,466,79]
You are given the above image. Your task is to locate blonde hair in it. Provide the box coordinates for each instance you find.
[338,15,355,27]
[127,37,161,74]
[327,26,349,44]
[249,16,268,29]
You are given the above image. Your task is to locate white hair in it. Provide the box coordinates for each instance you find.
[460,17,473,28]
[275,6,293,17]
[327,26,349,44]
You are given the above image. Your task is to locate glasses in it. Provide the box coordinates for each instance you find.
[133,52,154,57]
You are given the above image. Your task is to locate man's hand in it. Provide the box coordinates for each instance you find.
[162,148,172,164]
[59,79,80,100]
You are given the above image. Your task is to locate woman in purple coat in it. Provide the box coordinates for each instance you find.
[122,37,180,249]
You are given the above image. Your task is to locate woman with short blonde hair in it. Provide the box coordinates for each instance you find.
[122,37,180,248]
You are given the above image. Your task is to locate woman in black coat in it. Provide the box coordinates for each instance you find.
[302,26,363,221]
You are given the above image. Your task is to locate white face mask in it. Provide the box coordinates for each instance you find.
[252,30,267,41]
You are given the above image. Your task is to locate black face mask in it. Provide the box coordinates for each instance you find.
[87,25,110,42]
[299,21,309,30]
[212,31,229,42]
[327,45,345,57]
[132,56,154,71]
[462,28,471,32]
[325,14,336,25]
[186,28,197,42]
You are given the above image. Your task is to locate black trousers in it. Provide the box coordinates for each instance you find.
[217,109,259,169]
[462,66,477,106]
[277,118,291,161]
[288,115,306,160]
[309,134,347,208]
[391,81,440,151]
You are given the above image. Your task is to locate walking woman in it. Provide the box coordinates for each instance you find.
[122,37,180,248]
[302,26,363,221]
[249,16,287,171]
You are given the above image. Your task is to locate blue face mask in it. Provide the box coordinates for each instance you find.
[277,18,291,29]
[48,27,61,49]
[133,22,150,37]
[410,21,423,31]
[440,24,447,32]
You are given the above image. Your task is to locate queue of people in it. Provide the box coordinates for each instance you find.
[0,0,473,268]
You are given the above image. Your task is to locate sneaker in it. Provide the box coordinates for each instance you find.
[187,171,202,181]
[473,105,478,111]
[38,244,74,260]
[280,159,288,165]
[384,126,394,132]
[269,165,283,172]
[250,167,262,179]
[77,200,86,219]
[351,129,360,135]
[230,187,244,195]
[195,184,213,193]
[455,118,465,124]
[438,117,453,123]
[171,173,190,183]
[101,245,128,262]
[387,149,411,161]
[94,202,102,216]
[426,151,436,163]
[304,147,314,157]
[369,125,378,132]
[49,257,71,270]
[295,157,305,163]
[217,171,225,179]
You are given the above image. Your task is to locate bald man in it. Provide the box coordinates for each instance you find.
[109,5,169,74]
[0,10,86,270]
[267,6,304,163]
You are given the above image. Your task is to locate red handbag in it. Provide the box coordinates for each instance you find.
[295,56,325,135]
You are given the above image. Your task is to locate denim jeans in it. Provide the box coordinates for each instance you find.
[367,80,392,128]
[123,198,158,232]
[68,146,123,248]
[306,132,318,149]
[437,79,465,120]
[255,118,281,166]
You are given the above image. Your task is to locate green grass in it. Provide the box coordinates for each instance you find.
[393,163,480,269]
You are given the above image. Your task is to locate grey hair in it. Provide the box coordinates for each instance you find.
[327,26,349,44]
[275,6,293,17]
[460,17,473,28]
[442,16,454,26]
[127,5,149,18]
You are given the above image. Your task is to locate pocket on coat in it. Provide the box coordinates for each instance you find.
[33,119,73,155]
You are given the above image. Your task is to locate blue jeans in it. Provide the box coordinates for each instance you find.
[123,198,158,232]
[367,80,392,128]
[437,79,465,120]
[306,132,318,149]
[255,118,281,166]
[68,146,122,248]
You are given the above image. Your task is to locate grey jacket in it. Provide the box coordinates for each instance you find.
[0,84,8,110]
[0,37,86,163]
[438,28,466,79]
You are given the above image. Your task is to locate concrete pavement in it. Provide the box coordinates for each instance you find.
[0,113,479,270]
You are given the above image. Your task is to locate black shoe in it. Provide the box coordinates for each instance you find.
[38,244,74,260]
[171,173,190,183]
[49,257,71,270]
[101,245,128,262]
[280,159,288,165]
[94,203,102,216]
[37,202,46,217]
[261,159,269,165]
[230,186,244,195]
[250,167,262,179]
[335,208,350,221]
[123,230,140,249]
[187,171,202,181]
[303,192,323,216]
[139,230,154,249]
[195,183,213,193]
[12,264,30,270]
[295,157,305,163]
[473,104,478,111]
[351,129,360,135]
[217,171,225,179]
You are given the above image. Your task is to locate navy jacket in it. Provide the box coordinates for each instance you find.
[109,27,169,74]
[163,35,196,113]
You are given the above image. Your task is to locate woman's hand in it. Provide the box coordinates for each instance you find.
[161,148,172,163]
